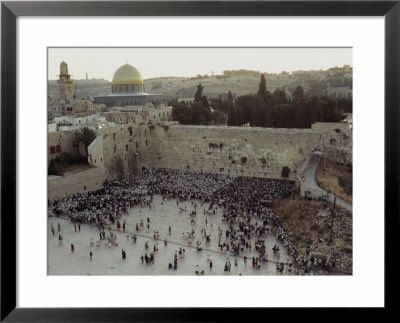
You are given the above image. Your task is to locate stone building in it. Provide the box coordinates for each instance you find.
[94,63,163,108]
[57,61,74,100]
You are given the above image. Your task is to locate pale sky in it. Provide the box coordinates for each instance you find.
[48,47,352,81]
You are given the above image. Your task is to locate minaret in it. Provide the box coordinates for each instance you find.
[57,61,73,99]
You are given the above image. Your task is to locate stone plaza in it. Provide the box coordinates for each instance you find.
[48,195,289,275]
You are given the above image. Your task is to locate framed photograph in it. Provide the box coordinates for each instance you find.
[1,0,398,320]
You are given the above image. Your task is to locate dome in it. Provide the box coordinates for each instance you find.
[112,64,143,85]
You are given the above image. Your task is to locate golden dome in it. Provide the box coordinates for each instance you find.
[112,64,143,85]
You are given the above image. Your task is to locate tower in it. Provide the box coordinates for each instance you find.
[57,61,73,100]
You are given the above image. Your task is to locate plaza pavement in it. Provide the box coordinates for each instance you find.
[48,195,290,275]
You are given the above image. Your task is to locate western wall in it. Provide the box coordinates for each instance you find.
[97,121,352,181]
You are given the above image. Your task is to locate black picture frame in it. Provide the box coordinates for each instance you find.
[1,1,399,321]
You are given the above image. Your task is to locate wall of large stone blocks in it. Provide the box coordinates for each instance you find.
[99,122,153,178]
[313,123,352,164]
[148,125,320,180]
[97,122,352,181]
[48,132,61,166]
[87,135,105,168]
[48,167,105,200]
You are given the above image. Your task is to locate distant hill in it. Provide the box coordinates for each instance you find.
[48,66,352,101]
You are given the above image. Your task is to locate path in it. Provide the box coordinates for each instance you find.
[302,153,352,212]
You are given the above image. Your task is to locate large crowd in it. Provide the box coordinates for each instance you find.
[50,169,233,226]
[49,168,334,275]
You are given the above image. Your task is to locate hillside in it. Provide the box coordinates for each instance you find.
[48,66,352,101]
[273,196,352,270]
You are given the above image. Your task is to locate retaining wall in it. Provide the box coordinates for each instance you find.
[48,167,105,200]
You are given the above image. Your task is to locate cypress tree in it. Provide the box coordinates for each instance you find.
[257,73,267,101]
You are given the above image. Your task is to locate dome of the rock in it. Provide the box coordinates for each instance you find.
[112,64,143,85]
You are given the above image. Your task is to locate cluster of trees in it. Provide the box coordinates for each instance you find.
[224,74,344,128]
[171,84,227,125]
[74,127,96,157]
[336,97,352,113]
[172,73,348,128]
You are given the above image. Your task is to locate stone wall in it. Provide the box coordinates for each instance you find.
[95,122,352,181]
[87,135,105,168]
[48,167,105,200]
[48,131,61,166]
[48,129,87,166]
[148,125,320,180]
[316,123,352,164]
[99,122,153,178]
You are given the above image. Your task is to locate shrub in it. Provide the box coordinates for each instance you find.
[281,190,291,199]
[281,166,290,178]
[341,247,352,254]
[338,176,352,194]
[241,156,247,164]
[305,239,313,246]
[48,159,64,176]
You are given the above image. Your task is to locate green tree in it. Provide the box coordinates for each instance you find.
[271,104,295,128]
[257,73,267,101]
[74,126,96,158]
[264,106,273,127]
[210,110,227,124]
[227,91,233,108]
[234,94,254,126]
[273,88,288,105]
[201,95,210,108]
[293,85,304,104]
[293,100,310,128]
[336,97,352,113]
[171,100,191,124]
[320,96,343,122]
[191,102,210,125]
[227,105,237,126]
[194,84,204,103]
[251,95,267,127]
